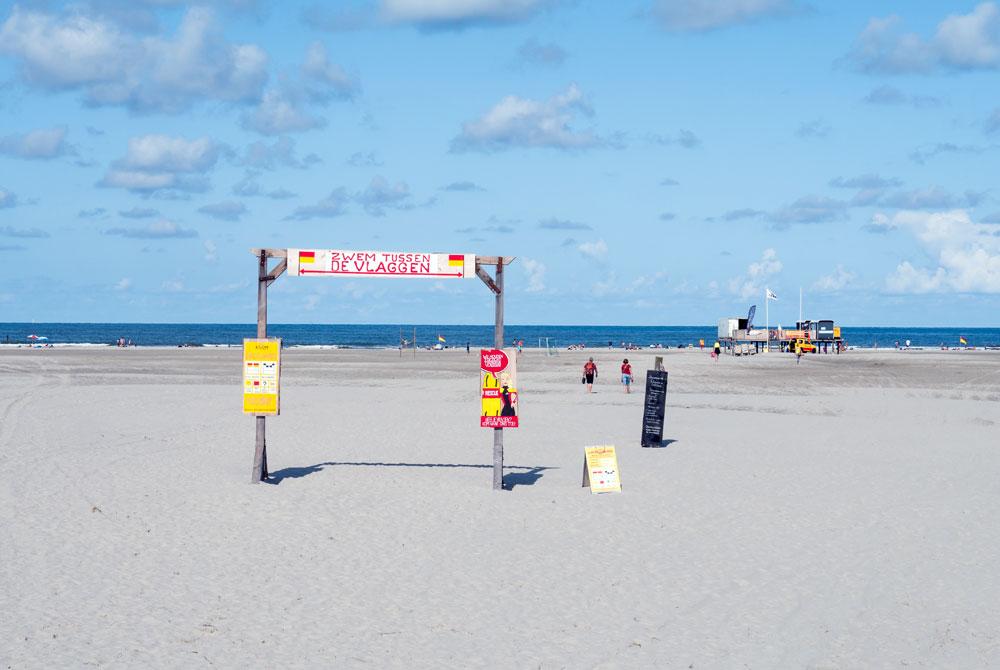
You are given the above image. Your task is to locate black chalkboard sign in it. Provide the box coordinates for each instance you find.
[641,369,668,447]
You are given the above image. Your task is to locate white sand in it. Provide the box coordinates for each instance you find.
[2,346,1000,668]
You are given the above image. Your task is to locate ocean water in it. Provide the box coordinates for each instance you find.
[2,323,999,349]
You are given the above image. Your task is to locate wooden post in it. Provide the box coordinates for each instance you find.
[493,259,504,491]
[251,250,269,483]
[413,326,416,358]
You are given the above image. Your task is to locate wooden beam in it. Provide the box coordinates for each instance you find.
[476,255,516,266]
[476,265,500,294]
[265,258,287,285]
[249,248,287,258]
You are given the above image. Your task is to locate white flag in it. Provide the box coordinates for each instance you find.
[766,288,778,301]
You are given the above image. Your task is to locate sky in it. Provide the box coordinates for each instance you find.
[1,0,1000,327]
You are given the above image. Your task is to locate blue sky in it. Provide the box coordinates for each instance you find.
[2,0,1000,326]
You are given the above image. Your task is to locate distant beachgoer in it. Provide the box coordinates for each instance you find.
[795,341,803,364]
[905,339,911,349]
[466,341,470,354]
[583,357,598,393]
[699,339,705,350]
[895,340,900,349]
[712,340,721,361]
[621,359,632,394]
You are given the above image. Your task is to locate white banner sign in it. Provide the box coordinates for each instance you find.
[288,249,475,279]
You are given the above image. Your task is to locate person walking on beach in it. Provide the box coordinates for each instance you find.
[795,341,803,364]
[712,340,721,361]
[583,357,598,393]
[621,358,633,394]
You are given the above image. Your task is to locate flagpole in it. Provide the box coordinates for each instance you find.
[799,286,802,324]
[765,288,769,352]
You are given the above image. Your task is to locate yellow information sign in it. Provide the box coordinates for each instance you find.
[243,338,281,415]
[582,445,622,494]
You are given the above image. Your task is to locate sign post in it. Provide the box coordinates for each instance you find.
[249,247,514,489]
[641,369,668,447]
[474,257,509,490]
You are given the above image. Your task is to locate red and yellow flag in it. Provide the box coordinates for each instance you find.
[298,251,315,264]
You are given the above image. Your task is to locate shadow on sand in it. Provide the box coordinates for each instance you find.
[264,461,557,486]
[643,438,677,448]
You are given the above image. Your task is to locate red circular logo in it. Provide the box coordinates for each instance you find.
[480,349,508,373]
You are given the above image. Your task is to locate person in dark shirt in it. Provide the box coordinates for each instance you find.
[583,358,597,393]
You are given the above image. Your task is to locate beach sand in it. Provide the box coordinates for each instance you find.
[2,346,1000,668]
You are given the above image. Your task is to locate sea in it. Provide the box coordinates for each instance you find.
[2,323,999,349]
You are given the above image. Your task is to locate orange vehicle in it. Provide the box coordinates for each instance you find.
[794,338,816,354]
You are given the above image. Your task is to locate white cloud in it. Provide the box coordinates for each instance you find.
[729,248,782,299]
[862,84,941,108]
[863,212,896,234]
[198,201,247,221]
[285,188,350,221]
[879,186,966,210]
[241,137,320,170]
[647,129,702,148]
[515,38,567,67]
[884,209,1000,293]
[0,7,268,113]
[813,265,855,291]
[302,42,359,99]
[379,0,546,28]
[451,84,601,152]
[771,195,848,226]
[99,134,221,193]
[538,217,591,230]
[795,118,832,138]
[986,108,1000,134]
[0,224,48,238]
[115,278,132,291]
[356,176,412,216]
[652,0,799,31]
[104,220,198,239]
[521,258,546,292]
[203,239,218,262]
[241,89,326,135]
[846,3,1000,74]
[577,239,608,260]
[122,135,220,173]
[0,188,19,209]
[0,127,71,159]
